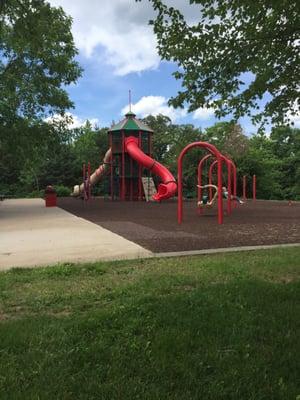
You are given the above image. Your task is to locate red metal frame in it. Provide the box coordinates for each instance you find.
[109,132,114,200]
[208,160,218,201]
[83,162,86,198]
[197,154,212,215]
[87,162,91,199]
[206,155,233,215]
[138,131,142,200]
[178,142,223,224]
[82,162,91,201]
[121,130,126,200]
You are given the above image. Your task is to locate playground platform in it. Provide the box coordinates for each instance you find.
[0,199,151,270]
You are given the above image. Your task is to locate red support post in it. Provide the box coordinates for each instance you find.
[138,131,142,200]
[197,154,211,214]
[87,161,91,200]
[227,162,232,215]
[208,160,217,201]
[233,164,237,198]
[121,130,125,200]
[82,163,86,200]
[243,175,247,200]
[208,156,233,214]
[217,157,223,223]
[178,142,223,225]
[253,175,256,201]
[109,132,114,200]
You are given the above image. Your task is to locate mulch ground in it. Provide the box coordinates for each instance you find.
[57,197,300,253]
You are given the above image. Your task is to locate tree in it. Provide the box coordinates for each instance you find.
[203,122,249,160]
[72,123,109,175]
[142,114,174,163]
[270,126,300,199]
[146,0,300,127]
[0,0,82,124]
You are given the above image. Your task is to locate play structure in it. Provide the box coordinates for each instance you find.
[73,149,111,198]
[72,111,249,225]
[197,153,237,215]
[73,111,176,202]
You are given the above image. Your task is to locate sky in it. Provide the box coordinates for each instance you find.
[47,0,298,134]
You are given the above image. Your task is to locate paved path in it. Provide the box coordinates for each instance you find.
[0,199,152,270]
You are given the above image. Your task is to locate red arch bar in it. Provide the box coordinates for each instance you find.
[197,154,237,216]
[178,142,223,224]
[208,157,232,214]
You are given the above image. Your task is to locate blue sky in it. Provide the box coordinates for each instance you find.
[48,0,291,135]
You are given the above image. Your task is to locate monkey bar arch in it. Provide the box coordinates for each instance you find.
[178,142,223,224]
[197,154,237,215]
[209,157,231,214]
[197,154,212,211]
[208,157,237,212]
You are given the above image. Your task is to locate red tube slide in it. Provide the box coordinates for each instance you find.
[125,136,177,201]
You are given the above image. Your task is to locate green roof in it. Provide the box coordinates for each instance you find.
[109,111,153,132]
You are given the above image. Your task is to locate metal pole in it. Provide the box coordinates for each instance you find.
[217,156,223,224]
[83,163,86,200]
[178,154,183,224]
[178,142,224,224]
[109,133,114,200]
[88,161,91,200]
[138,131,142,200]
[208,160,217,201]
[227,160,232,215]
[122,130,125,200]
[197,154,211,214]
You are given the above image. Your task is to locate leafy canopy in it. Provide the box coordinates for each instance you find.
[146,0,300,127]
[0,0,82,123]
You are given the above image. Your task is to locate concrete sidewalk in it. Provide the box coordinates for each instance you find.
[0,199,152,270]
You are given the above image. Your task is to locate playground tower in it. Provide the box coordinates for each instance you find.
[108,111,153,200]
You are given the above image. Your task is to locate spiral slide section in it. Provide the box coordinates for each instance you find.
[125,136,177,201]
[72,148,112,196]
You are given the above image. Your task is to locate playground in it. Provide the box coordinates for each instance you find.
[57,197,300,253]
[54,109,299,254]
[1,109,299,269]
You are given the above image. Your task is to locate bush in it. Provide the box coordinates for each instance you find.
[54,185,71,197]
[26,190,45,198]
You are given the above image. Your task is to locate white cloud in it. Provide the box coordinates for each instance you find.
[45,112,100,129]
[192,107,215,120]
[48,0,202,76]
[49,0,159,75]
[121,96,187,121]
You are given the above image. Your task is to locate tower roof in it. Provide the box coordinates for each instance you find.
[109,111,153,133]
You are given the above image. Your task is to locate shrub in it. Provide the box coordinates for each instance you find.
[26,190,45,198]
[54,185,71,197]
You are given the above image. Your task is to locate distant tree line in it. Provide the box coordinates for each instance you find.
[1,0,299,201]
[1,115,299,200]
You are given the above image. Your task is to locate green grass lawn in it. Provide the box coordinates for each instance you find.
[0,248,299,400]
